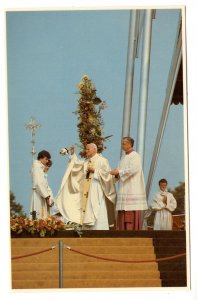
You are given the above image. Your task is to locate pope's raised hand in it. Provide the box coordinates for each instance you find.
[70,145,75,155]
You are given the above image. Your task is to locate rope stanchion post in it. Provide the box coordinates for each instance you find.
[59,240,64,288]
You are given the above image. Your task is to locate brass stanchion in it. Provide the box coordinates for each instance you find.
[59,240,63,288]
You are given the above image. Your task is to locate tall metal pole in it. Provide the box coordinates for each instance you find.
[137,10,153,166]
[121,10,139,141]
[59,240,63,288]
[146,16,182,198]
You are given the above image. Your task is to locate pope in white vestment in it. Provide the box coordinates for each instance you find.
[151,179,177,230]
[56,143,116,230]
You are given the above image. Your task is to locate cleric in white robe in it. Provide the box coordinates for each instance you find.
[30,150,52,219]
[115,151,147,211]
[110,137,147,230]
[56,143,116,230]
[151,178,177,230]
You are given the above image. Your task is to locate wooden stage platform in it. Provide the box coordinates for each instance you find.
[11,230,187,289]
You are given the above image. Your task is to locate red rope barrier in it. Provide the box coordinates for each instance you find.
[11,246,56,260]
[65,246,186,263]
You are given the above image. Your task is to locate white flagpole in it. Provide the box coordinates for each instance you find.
[137,10,154,167]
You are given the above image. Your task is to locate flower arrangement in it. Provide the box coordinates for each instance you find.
[74,74,112,158]
[10,216,83,237]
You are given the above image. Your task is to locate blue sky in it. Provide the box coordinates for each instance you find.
[6,8,184,214]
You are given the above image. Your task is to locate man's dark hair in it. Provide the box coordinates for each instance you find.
[37,150,51,160]
[123,137,134,147]
[159,178,168,185]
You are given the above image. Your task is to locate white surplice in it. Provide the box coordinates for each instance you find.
[151,190,177,230]
[30,160,50,219]
[56,153,116,229]
[116,151,148,211]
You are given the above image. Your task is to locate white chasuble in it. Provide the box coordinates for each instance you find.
[56,153,116,229]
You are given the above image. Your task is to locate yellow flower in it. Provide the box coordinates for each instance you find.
[88,116,94,123]
[78,82,84,89]
[82,74,89,81]
[90,128,96,134]
[86,88,92,94]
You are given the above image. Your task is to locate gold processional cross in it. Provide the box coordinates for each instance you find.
[24,117,41,164]
[24,117,41,220]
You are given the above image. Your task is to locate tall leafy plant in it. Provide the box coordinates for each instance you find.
[74,75,112,158]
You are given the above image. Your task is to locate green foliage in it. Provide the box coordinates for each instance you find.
[169,181,185,215]
[74,75,112,158]
[10,191,26,218]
